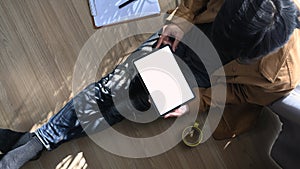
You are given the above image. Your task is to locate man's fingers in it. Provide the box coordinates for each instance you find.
[172,39,180,52]
[164,113,173,119]
[163,104,189,119]
[155,35,166,49]
[164,111,181,119]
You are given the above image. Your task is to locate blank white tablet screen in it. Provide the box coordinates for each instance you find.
[134,46,194,115]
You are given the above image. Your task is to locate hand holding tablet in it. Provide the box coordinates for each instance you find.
[164,104,189,119]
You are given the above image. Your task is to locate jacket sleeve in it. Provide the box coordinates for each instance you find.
[196,82,292,113]
[167,0,209,32]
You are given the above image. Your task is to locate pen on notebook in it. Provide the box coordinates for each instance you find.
[118,0,137,9]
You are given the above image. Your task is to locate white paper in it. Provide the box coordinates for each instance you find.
[89,0,161,27]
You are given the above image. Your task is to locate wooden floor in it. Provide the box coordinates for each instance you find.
[0,0,282,169]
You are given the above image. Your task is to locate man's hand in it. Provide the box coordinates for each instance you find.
[164,104,189,118]
[156,24,184,52]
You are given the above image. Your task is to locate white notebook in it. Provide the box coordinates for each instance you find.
[88,0,161,27]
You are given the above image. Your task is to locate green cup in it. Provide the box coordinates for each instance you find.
[182,122,203,147]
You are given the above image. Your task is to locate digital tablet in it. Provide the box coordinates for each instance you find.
[133,45,195,116]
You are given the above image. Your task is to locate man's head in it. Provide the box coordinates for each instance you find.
[211,0,300,63]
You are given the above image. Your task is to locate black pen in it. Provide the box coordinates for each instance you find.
[118,0,137,9]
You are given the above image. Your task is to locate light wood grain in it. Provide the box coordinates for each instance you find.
[0,0,281,169]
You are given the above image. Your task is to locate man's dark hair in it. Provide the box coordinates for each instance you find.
[211,0,300,63]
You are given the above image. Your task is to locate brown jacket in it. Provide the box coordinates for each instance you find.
[170,0,300,139]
